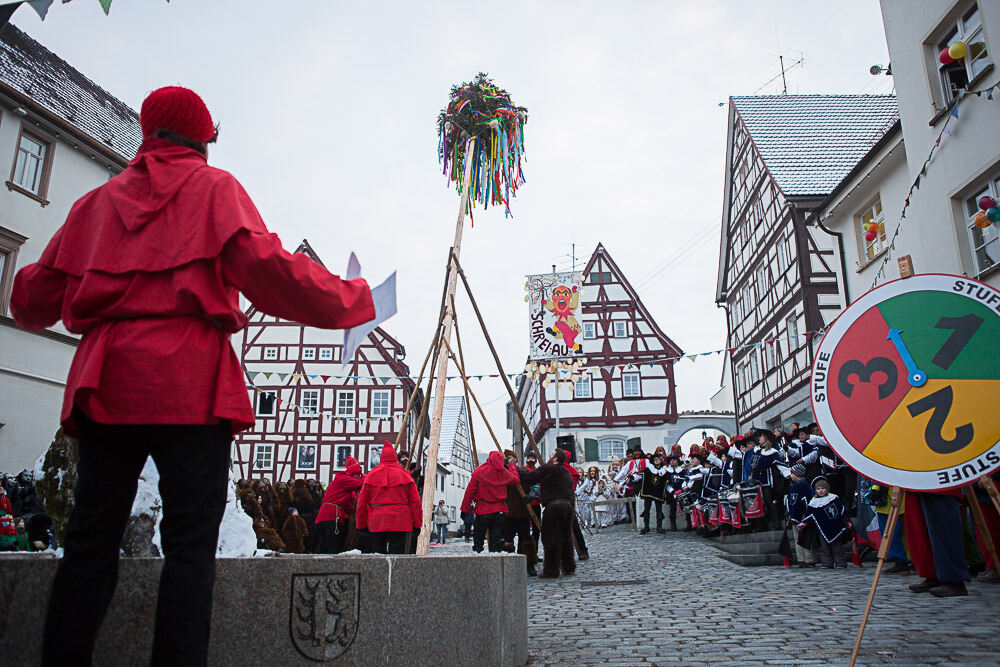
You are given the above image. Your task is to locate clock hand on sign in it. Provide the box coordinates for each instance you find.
[811,274,1000,491]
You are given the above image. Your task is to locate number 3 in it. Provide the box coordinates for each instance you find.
[837,357,898,399]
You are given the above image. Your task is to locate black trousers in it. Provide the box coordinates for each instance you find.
[42,414,231,667]
[474,512,504,552]
[571,512,588,556]
[664,494,678,528]
[366,530,408,554]
[641,498,665,526]
[540,501,575,576]
[502,515,531,549]
[315,519,347,554]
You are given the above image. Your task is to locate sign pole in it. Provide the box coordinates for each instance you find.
[849,485,902,667]
[964,485,1000,573]
[981,475,1000,516]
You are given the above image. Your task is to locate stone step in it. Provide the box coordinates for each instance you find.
[713,540,783,555]
[717,553,787,567]
[716,529,786,545]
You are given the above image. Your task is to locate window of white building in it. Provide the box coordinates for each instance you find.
[336,390,356,417]
[263,347,278,360]
[622,373,641,397]
[574,375,592,399]
[256,391,277,417]
[598,437,626,461]
[857,197,887,263]
[371,389,391,417]
[786,315,800,350]
[964,172,1000,276]
[583,322,596,339]
[613,321,628,338]
[11,129,52,197]
[253,444,273,470]
[300,389,320,416]
[936,4,991,104]
[319,347,334,360]
[335,444,353,467]
[302,348,316,360]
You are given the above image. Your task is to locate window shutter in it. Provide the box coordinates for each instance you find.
[584,438,598,461]
[627,437,641,452]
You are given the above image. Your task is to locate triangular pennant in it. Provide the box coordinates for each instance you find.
[913,175,920,190]
[686,354,697,362]
[950,105,959,119]
[277,373,288,382]
[263,372,273,380]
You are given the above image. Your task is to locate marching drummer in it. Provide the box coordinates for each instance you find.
[664,454,687,532]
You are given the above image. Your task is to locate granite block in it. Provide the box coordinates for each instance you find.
[0,552,527,666]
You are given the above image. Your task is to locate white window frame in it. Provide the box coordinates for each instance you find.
[256,391,277,417]
[598,437,626,461]
[336,390,356,417]
[574,375,592,399]
[253,443,274,470]
[622,372,641,397]
[300,388,320,416]
[857,197,887,263]
[371,389,391,417]
[335,444,353,468]
[750,349,760,384]
[935,4,990,105]
[319,347,334,361]
[766,340,777,369]
[11,129,49,195]
[786,315,800,350]
[583,321,596,339]
[776,237,788,273]
[302,347,316,360]
[964,172,1000,276]
[263,347,278,360]
[613,321,628,338]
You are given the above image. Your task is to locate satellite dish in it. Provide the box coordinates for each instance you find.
[869,65,884,75]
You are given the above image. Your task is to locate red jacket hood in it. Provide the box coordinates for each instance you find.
[106,138,207,232]
[473,451,516,486]
[364,442,412,488]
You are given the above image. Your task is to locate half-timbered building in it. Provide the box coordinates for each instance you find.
[715,95,899,432]
[509,244,683,466]
[232,240,421,483]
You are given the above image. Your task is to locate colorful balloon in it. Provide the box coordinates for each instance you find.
[864,230,878,242]
[948,41,969,60]
[974,211,990,228]
[978,195,997,211]
[939,48,956,65]
[987,207,1000,224]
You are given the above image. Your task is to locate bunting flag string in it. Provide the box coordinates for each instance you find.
[870,79,1000,287]
[242,326,830,395]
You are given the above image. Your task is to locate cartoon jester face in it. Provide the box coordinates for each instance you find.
[552,285,573,313]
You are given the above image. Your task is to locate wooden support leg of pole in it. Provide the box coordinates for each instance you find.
[450,252,545,463]
[849,485,902,667]
[442,337,541,531]
[409,324,446,461]
[965,485,1000,574]
[981,475,1000,517]
[394,315,446,448]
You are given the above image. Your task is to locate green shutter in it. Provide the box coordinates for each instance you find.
[584,438,598,461]
[627,437,641,452]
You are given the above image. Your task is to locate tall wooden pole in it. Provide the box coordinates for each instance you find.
[451,295,480,468]
[849,485,902,667]
[417,138,476,555]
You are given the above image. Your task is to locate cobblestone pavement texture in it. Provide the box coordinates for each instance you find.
[431,524,1000,665]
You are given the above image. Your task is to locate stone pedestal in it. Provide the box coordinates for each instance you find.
[0,553,527,665]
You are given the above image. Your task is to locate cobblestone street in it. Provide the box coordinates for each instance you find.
[433,524,1000,665]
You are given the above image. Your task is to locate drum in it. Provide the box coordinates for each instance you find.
[738,480,764,519]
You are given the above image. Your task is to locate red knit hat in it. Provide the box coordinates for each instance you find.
[140,86,214,142]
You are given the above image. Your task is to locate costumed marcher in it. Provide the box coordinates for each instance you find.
[12,86,380,666]
[639,452,669,534]
[517,450,576,579]
[752,429,787,530]
[501,450,539,577]
[593,479,612,528]
[788,426,821,482]
[664,454,687,531]
[461,451,520,553]
[397,449,423,553]
[903,488,972,597]
[523,451,542,542]
[252,517,285,552]
[785,464,816,567]
[810,423,856,516]
[797,477,850,568]
[315,458,364,554]
[561,450,590,560]
[290,479,316,551]
[281,507,309,554]
[577,467,600,528]
[356,443,423,554]
[0,510,17,552]
[613,449,646,524]
[868,484,910,574]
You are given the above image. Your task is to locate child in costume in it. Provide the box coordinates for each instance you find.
[785,463,815,567]
[798,477,850,568]
[639,452,669,534]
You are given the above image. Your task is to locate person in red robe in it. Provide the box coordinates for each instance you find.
[356,442,422,554]
[316,457,364,554]
[11,87,377,666]
[559,447,590,560]
[460,450,520,553]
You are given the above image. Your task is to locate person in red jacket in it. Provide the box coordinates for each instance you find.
[460,450,520,553]
[356,443,422,554]
[11,87,378,667]
[316,457,364,554]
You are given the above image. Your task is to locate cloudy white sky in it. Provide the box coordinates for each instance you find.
[13,0,894,450]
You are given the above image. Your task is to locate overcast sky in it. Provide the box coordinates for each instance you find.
[13,0,893,452]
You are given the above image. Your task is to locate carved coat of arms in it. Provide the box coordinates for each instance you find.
[289,573,359,662]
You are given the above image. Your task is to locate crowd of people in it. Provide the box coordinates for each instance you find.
[566,425,1000,597]
[0,472,52,552]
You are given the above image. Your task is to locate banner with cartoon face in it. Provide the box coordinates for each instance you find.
[525,271,584,359]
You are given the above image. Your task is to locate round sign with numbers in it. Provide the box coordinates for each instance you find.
[811,273,1000,490]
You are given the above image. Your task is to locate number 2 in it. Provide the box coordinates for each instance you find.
[906,385,974,454]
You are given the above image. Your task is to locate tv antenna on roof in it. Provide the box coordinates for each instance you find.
[751,52,805,95]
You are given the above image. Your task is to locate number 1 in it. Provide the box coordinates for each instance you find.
[932,314,984,370]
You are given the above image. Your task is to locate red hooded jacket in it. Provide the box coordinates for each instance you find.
[10,139,374,435]
[316,462,364,524]
[461,451,520,515]
[563,461,581,490]
[356,443,422,532]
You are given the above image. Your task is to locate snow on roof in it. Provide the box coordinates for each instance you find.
[429,396,467,466]
[730,95,898,197]
[0,24,141,159]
